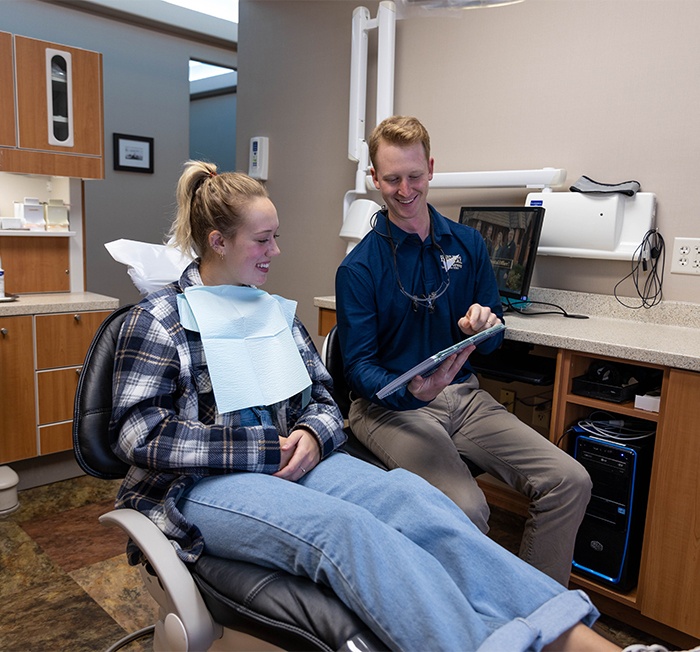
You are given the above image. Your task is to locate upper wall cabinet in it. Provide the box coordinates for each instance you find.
[0,32,16,148]
[0,34,104,179]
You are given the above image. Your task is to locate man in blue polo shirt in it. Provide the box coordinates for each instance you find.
[335,115,591,586]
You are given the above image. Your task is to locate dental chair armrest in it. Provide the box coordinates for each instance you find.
[100,508,221,651]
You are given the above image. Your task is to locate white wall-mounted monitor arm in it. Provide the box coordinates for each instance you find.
[429,168,567,190]
[348,2,396,194]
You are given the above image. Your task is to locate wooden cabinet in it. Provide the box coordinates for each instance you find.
[318,307,337,338]
[0,309,112,464]
[0,315,36,461]
[0,33,103,179]
[0,32,16,148]
[35,310,111,456]
[35,310,108,368]
[14,36,102,157]
[38,367,80,424]
[0,235,70,294]
[553,350,700,646]
[637,369,700,637]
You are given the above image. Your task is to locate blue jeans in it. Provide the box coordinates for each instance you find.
[178,453,597,651]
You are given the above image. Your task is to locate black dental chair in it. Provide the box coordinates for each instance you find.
[72,305,387,652]
[324,325,387,469]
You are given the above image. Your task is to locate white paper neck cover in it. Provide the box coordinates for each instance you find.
[177,285,312,413]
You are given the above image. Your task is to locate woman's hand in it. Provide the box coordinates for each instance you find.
[458,303,500,335]
[407,345,474,403]
[274,428,321,481]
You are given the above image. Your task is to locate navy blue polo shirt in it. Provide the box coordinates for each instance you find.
[336,205,504,411]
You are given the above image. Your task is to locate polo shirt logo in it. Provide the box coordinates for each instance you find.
[441,254,462,271]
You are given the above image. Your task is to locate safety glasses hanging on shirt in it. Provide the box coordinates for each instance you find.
[370,209,451,313]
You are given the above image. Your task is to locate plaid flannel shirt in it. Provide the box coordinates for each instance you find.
[109,262,346,563]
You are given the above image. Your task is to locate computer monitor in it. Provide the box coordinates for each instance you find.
[458,206,546,304]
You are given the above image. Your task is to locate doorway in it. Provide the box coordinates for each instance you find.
[189,59,237,171]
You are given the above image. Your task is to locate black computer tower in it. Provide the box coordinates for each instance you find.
[571,429,655,592]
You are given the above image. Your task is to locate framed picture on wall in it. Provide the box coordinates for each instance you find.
[113,133,154,173]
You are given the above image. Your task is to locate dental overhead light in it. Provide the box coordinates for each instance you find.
[340,0,565,255]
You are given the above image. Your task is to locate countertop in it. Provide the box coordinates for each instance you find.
[314,288,700,373]
[0,292,120,317]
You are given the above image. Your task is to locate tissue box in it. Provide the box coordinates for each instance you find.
[45,199,69,232]
[0,217,23,229]
[14,198,45,230]
[634,390,661,413]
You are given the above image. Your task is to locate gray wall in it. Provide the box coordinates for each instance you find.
[237,1,359,339]
[1,0,236,306]
[236,0,700,345]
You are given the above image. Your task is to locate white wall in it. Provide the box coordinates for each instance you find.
[237,0,700,345]
[0,175,71,216]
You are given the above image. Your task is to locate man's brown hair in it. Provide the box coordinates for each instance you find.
[368,115,431,168]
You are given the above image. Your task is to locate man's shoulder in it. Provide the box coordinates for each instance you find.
[432,211,480,246]
[338,231,383,269]
[430,206,472,235]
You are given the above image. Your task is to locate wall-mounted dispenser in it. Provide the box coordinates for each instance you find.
[249,136,269,181]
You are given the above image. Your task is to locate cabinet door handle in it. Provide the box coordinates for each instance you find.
[74,314,81,322]
[0,328,7,337]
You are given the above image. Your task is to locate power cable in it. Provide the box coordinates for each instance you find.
[614,229,665,309]
[575,410,655,442]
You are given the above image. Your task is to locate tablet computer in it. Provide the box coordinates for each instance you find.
[376,322,505,399]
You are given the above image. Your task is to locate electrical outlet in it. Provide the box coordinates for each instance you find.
[533,407,551,428]
[671,237,700,275]
[499,389,515,413]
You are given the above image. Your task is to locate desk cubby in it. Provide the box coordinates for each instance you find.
[552,350,666,451]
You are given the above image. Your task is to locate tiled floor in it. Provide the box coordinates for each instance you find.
[0,474,674,651]
[0,475,157,652]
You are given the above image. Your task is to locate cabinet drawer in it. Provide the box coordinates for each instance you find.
[35,310,111,369]
[40,421,73,455]
[37,366,81,425]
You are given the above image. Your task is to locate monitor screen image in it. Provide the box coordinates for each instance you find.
[458,206,546,303]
